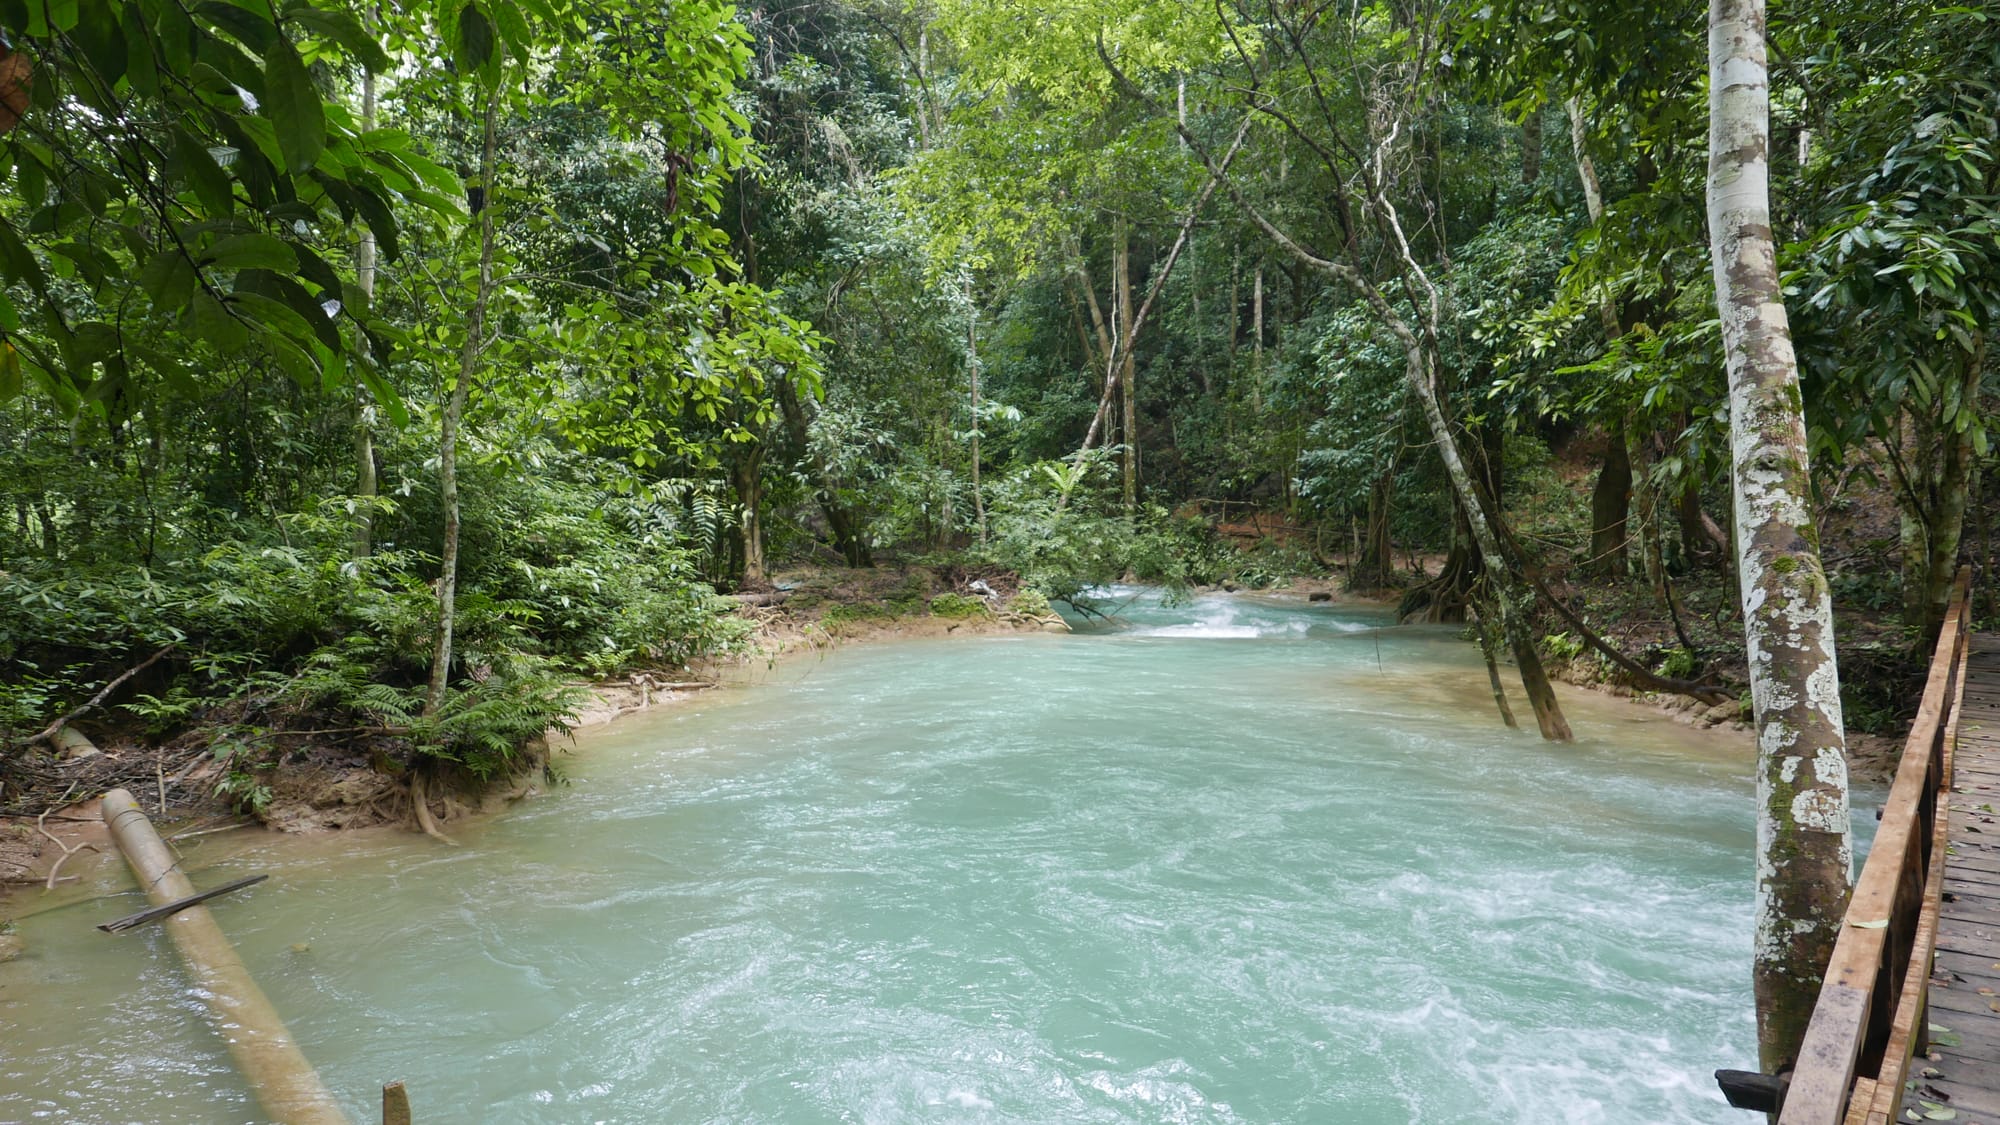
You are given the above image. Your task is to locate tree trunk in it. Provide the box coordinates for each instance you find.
[966,277,987,544]
[1351,465,1395,589]
[1677,458,1725,565]
[1473,589,1519,729]
[1251,264,1265,409]
[1406,344,1570,741]
[775,374,870,568]
[730,448,766,586]
[1570,98,1635,581]
[1077,262,1114,397]
[34,499,56,557]
[1116,229,1138,513]
[1629,426,1665,595]
[1588,420,1632,575]
[1908,330,1984,646]
[1521,106,1542,188]
[425,92,499,720]
[1227,253,1239,364]
[351,54,379,562]
[1708,0,1851,1072]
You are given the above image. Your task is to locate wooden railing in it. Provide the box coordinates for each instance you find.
[1779,567,1974,1124]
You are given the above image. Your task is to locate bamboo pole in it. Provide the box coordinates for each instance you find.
[99,789,349,1124]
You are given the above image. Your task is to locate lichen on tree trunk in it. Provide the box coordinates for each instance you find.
[1707,0,1852,1072]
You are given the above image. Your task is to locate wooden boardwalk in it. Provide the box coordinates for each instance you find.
[1928,631,2000,1123]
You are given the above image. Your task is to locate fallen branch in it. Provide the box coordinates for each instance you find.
[35,808,101,892]
[168,819,255,842]
[97,874,269,933]
[25,644,177,748]
[1530,576,1734,705]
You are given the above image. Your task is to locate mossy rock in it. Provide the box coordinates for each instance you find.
[888,572,932,602]
[824,602,892,625]
[929,593,993,619]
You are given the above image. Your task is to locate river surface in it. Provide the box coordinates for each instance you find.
[1,590,1853,1123]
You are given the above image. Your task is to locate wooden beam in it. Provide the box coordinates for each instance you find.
[100,789,349,1124]
[1780,570,1971,1125]
[382,1080,412,1125]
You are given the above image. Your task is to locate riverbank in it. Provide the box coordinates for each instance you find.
[0,564,1064,902]
[3,557,1913,915]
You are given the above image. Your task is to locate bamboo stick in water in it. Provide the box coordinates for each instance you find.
[99,788,349,1124]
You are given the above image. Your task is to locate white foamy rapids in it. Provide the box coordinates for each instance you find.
[1117,595,1326,638]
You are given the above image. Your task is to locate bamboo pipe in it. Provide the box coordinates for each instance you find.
[99,789,349,1124]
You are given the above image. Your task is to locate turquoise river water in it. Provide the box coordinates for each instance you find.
[1,590,1862,1123]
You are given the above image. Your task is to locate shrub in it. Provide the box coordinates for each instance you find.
[928,593,991,619]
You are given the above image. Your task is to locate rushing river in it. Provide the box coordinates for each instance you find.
[2,590,1837,1123]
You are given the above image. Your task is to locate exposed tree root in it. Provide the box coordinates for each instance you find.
[35,809,100,891]
[407,769,460,847]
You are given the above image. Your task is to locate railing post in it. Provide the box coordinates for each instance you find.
[1764,567,1972,1123]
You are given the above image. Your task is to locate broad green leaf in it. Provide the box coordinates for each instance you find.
[189,291,250,350]
[262,33,325,174]
[173,130,236,219]
[122,2,162,95]
[138,250,199,310]
[230,289,317,344]
[202,233,299,273]
[287,7,392,72]
[455,2,497,79]
[488,0,531,62]
[69,5,128,84]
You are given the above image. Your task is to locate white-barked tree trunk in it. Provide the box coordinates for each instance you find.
[1707,0,1852,1072]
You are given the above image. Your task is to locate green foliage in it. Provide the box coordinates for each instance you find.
[972,455,1225,604]
[927,593,991,619]
[1657,647,1698,681]
[1542,632,1586,662]
[823,601,892,626]
[0,0,456,412]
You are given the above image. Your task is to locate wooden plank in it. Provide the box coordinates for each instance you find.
[1937,929,2000,962]
[1868,822,1948,1125]
[1933,947,2000,981]
[1782,586,1979,1125]
[1783,982,1875,1125]
[1926,981,2000,1019]
[382,1081,412,1125]
[1944,860,2000,888]
[1846,1076,1877,1125]
[1907,1077,2000,1119]
[1925,626,2000,1123]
